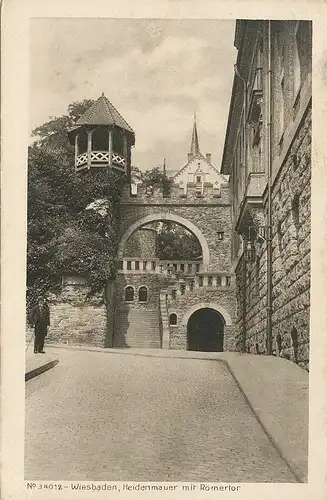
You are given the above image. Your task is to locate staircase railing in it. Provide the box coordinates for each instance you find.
[167,272,234,300]
[159,290,170,349]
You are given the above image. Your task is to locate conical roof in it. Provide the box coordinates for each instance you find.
[76,93,134,134]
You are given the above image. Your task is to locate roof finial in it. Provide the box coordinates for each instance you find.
[101,92,105,97]
[190,110,200,157]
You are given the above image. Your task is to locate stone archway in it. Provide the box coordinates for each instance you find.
[118,212,210,267]
[182,302,232,327]
[186,308,225,352]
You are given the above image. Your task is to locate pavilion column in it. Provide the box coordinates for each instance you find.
[74,134,78,170]
[87,130,93,169]
[123,135,128,174]
[108,129,113,167]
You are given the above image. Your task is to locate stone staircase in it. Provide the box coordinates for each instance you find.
[113,307,162,348]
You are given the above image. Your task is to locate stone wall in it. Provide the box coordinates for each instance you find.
[270,107,311,370]
[237,106,311,370]
[46,284,107,347]
[166,286,236,350]
[123,226,157,259]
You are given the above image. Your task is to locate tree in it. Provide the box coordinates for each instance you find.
[134,165,173,196]
[27,100,124,306]
[156,222,202,261]
[131,166,201,261]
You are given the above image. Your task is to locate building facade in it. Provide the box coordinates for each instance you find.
[221,20,312,369]
[168,115,228,188]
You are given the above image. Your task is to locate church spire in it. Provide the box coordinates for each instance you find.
[190,112,200,157]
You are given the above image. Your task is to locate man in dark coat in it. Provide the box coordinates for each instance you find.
[29,296,50,354]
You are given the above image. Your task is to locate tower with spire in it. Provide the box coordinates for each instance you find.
[170,114,227,187]
[190,113,200,158]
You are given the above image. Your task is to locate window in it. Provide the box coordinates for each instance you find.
[135,261,140,270]
[296,22,312,84]
[277,220,283,256]
[180,264,185,272]
[138,286,148,302]
[226,276,231,286]
[199,276,203,287]
[125,286,134,302]
[292,193,300,237]
[196,264,200,273]
[151,261,156,271]
[276,333,282,354]
[216,276,222,287]
[127,261,132,270]
[291,326,298,363]
[171,289,177,300]
[280,74,285,141]
[294,27,301,98]
[196,175,202,183]
[169,313,177,326]
[255,256,260,296]
[208,276,213,287]
[275,27,285,141]
[217,231,224,240]
[188,263,192,273]
[180,284,186,295]
[143,261,147,271]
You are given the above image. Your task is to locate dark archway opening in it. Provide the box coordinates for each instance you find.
[187,308,224,352]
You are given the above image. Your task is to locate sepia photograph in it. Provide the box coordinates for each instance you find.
[21,17,312,486]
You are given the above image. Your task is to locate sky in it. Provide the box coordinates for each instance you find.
[30,18,237,172]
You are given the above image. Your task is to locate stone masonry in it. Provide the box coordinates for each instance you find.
[118,182,231,273]
[236,108,311,370]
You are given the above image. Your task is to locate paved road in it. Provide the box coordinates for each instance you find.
[25,349,296,482]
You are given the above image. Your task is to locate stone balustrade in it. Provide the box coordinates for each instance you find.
[167,272,234,299]
[117,258,203,275]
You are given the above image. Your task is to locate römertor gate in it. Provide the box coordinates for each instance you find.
[47,95,236,351]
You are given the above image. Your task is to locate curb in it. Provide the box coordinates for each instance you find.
[25,359,59,382]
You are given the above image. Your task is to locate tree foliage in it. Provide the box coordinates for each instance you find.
[27,100,124,306]
[133,165,173,196]
[156,222,202,261]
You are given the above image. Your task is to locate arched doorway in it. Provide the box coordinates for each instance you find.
[187,308,224,352]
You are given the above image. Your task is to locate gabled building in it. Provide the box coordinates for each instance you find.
[169,115,227,190]
[221,20,312,369]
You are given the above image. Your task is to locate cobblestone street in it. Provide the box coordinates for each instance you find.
[25,348,297,482]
